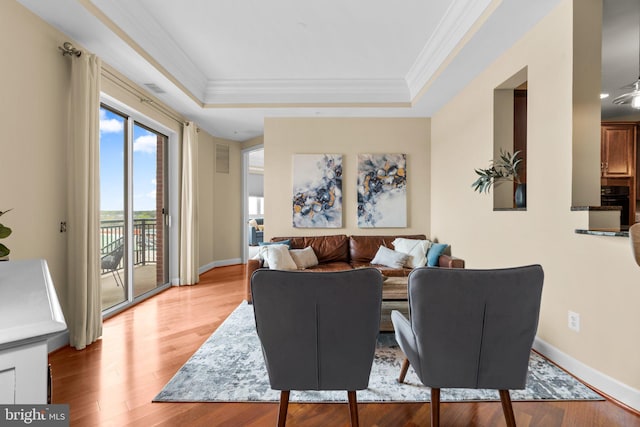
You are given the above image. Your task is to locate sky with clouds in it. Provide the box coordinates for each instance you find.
[99,108,161,212]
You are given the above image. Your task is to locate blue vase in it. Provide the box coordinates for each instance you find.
[515,183,527,208]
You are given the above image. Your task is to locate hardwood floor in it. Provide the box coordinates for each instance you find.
[49,264,640,426]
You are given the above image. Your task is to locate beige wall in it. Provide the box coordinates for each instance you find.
[241,135,264,150]
[432,0,640,396]
[571,0,602,206]
[198,135,242,268]
[1,0,72,312]
[263,118,430,239]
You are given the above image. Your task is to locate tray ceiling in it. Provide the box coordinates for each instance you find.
[18,0,562,141]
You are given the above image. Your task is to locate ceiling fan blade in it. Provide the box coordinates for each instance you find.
[613,90,640,105]
[619,79,640,90]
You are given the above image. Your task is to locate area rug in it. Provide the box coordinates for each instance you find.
[154,301,603,403]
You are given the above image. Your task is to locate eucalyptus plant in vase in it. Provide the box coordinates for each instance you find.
[472,150,526,207]
[0,209,13,260]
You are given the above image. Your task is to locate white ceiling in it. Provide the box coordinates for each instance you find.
[18,0,565,141]
[601,0,640,119]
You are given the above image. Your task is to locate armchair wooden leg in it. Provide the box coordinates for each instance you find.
[278,390,290,427]
[398,358,410,383]
[348,390,359,427]
[499,389,516,427]
[430,388,440,427]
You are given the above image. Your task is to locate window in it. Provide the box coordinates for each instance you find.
[248,196,264,216]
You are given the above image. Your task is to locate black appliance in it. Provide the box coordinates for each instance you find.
[601,186,630,226]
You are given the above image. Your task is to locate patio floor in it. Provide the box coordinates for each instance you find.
[101,264,160,310]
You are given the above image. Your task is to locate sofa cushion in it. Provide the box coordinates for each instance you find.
[289,246,319,269]
[349,234,427,264]
[272,235,349,263]
[376,267,412,277]
[258,244,297,270]
[427,243,449,267]
[371,246,410,269]
[302,261,353,272]
[392,237,431,268]
[260,239,290,248]
[352,262,411,277]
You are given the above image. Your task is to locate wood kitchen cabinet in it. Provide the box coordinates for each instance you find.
[601,122,637,226]
[601,123,636,178]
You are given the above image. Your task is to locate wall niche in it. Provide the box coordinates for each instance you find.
[493,67,528,210]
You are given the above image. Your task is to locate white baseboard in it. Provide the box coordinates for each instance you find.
[199,258,242,275]
[48,331,69,353]
[534,337,640,411]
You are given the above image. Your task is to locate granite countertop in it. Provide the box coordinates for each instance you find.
[575,229,629,237]
[572,205,630,236]
[570,206,621,211]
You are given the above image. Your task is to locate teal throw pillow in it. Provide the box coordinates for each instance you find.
[426,243,448,267]
[259,240,291,249]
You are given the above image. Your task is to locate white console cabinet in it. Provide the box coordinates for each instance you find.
[0,259,67,404]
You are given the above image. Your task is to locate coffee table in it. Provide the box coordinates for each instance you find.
[380,276,409,332]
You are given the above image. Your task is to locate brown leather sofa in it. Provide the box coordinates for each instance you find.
[246,234,464,302]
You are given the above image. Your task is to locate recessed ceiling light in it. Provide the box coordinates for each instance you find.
[600,93,610,99]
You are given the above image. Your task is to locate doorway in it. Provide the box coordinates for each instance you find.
[242,146,264,262]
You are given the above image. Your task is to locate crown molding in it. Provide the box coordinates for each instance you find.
[47,0,494,107]
[405,0,495,99]
[203,78,411,105]
[90,0,208,99]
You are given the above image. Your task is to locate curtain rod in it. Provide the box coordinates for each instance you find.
[101,67,195,130]
[139,97,188,127]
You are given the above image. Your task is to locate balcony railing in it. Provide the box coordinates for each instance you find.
[100,219,157,274]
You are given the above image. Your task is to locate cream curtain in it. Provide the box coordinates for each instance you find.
[179,122,199,285]
[67,53,102,350]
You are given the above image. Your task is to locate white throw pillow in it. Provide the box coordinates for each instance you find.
[392,238,432,268]
[259,244,297,270]
[371,246,410,269]
[289,246,319,269]
[251,250,268,268]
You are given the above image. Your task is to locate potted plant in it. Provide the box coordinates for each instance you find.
[0,209,12,260]
[472,150,526,207]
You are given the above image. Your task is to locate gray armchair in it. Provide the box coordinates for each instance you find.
[251,268,383,427]
[392,265,544,427]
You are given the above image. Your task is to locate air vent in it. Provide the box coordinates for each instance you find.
[216,144,230,174]
[144,83,166,94]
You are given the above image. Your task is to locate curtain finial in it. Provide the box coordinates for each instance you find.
[59,41,82,57]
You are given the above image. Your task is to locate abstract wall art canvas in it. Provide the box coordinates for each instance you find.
[292,154,343,228]
[357,153,407,228]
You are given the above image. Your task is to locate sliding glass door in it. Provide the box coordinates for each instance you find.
[132,122,167,299]
[99,104,168,312]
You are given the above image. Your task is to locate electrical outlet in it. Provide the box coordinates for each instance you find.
[568,311,580,332]
[60,222,67,233]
